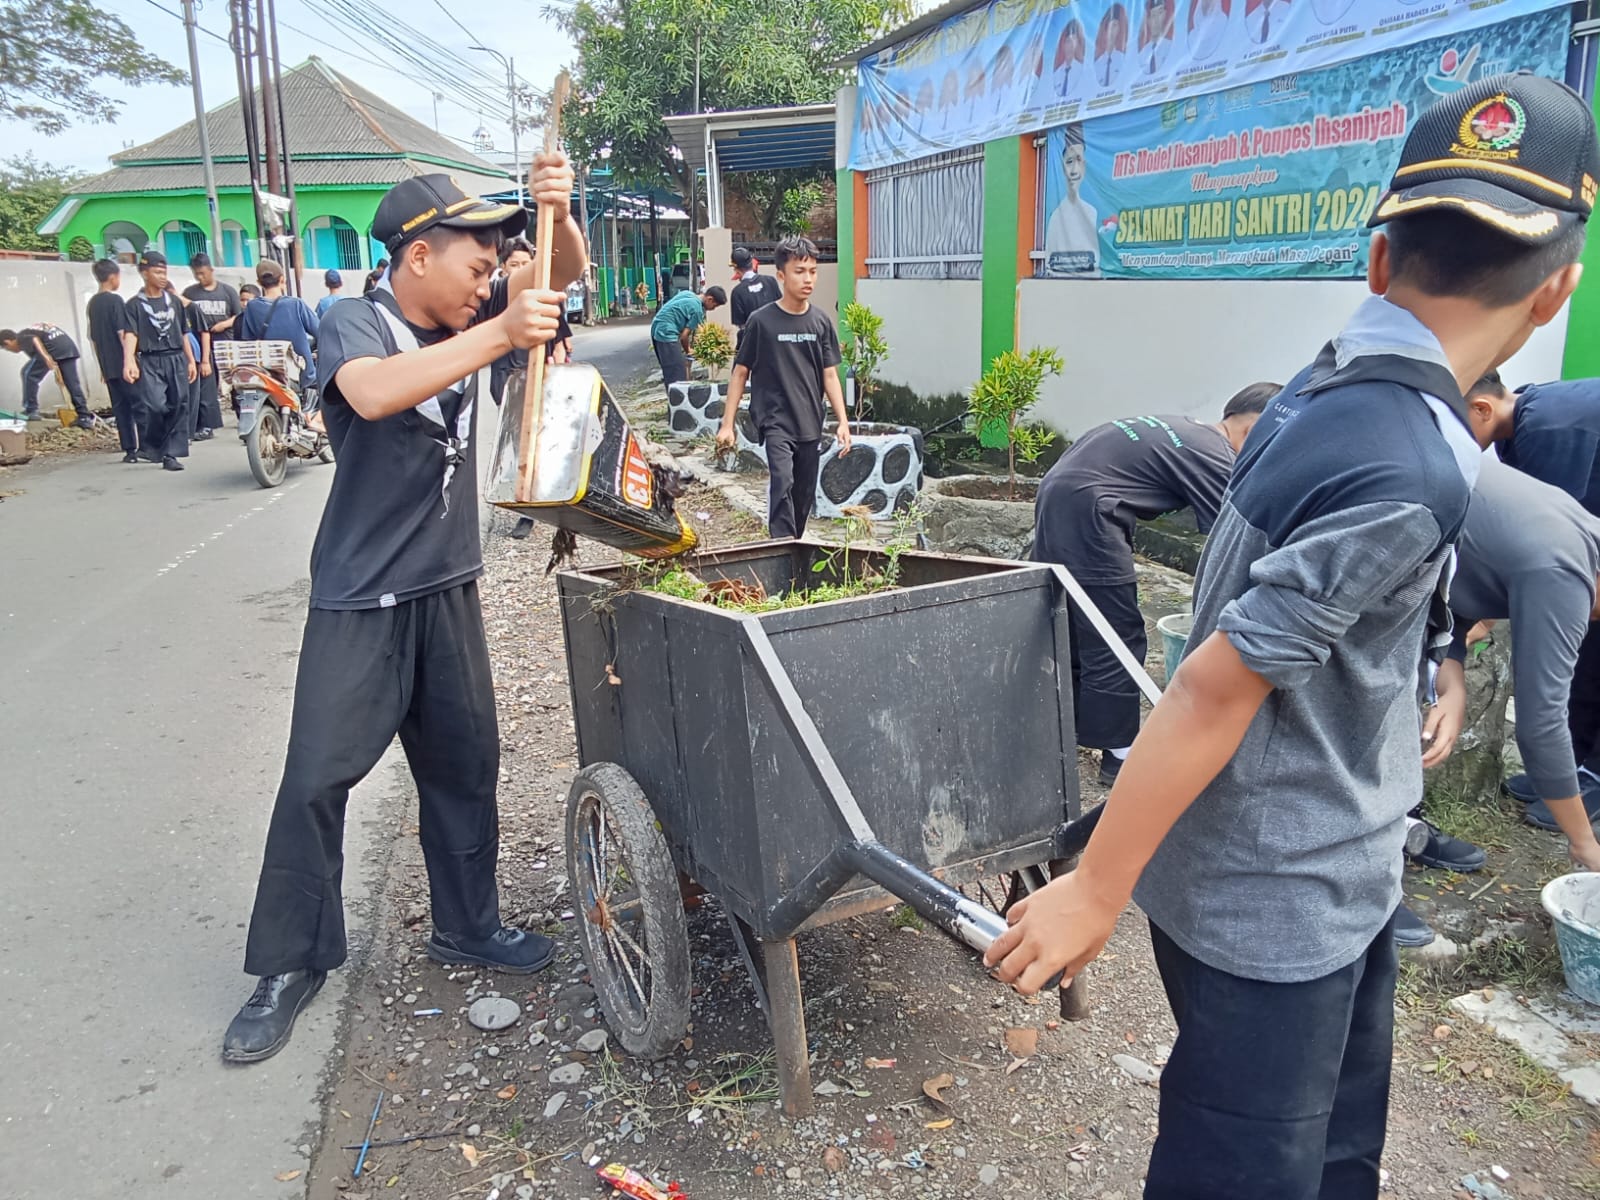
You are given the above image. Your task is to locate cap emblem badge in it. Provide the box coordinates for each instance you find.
[1453,94,1526,162]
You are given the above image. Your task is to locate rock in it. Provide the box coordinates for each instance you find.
[544,1092,568,1119]
[1490,1166,1510,1182]
[455,1063,478,1078]
[785,1167,802,1181]
[919,475,1039,560]
[549,1062,585,1086]
[1113,1054,1161,1084]
[403,993,417,1005]
[978,1164,1000,1186]
[823,1147,847,1173]
[467,1124,481,1137]
[1460,1174,1507,1200]
[577,1029,610,1054]
[468,996,521,1032]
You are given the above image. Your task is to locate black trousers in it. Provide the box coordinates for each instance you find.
[21,356,90,417]
[1568,622,1600,770]
[1146,916,1396,1200]
[193,367,224,432]
[1064,579,1146,750]
[244,582,502,976]
[489,359,514,408]
[654,339,687,394]
[764,431,821,539]
[138,353,191,460]
[107,377,141,452]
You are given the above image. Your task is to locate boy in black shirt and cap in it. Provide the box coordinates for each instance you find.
[0,322,94,428]
[728,245,780,341]
[121,249,198,471]
[716,236,851,538]
[86,258,140,460]
[223,154,586,1065]
[1032,382,1279,784]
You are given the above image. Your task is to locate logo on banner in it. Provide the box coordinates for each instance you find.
[1425,44,1481,95]
[1454,94,1526,160]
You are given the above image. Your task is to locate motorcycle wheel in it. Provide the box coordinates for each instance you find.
[247,403,289,488]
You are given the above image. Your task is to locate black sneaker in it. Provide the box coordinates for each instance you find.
[121,452,138,464]
[508,517,535,540]
[162,456,184,471]
[221,969,327,1064]
[193,428,214,441]
[1524,788,1600,832]
[75,415,96,430]
[1502,773,1539,803]
[1393,905,1436,948]
[24,409,41,421]
[1406,821,1486,873]
[1097,753,1123,788]
[136,448,161,463]
[428,927,557,975]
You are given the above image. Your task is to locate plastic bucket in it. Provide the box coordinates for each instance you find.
[1156,612,1193,679]
[1542,873,1600,1005]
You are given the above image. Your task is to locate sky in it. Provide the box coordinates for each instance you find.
[12,0,577,175]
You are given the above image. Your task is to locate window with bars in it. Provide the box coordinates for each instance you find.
[1031,134,1049,278]
[865,147,984,280]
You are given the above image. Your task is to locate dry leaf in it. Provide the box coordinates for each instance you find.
[822,1146,847,1173]
[921,1072,956,1117]
[1005,1027,1039,1058]
[275,1170,303,1182]
[460,1143,480,1168]
[385,1176,400,1188]
[1432,1023,1453,1041]
[497,1085,518,1100]
[1005,1057,1027,1075]
[925,1118,955,1131]
[865,1057,896,1069]
[1124,1030,1136,1044]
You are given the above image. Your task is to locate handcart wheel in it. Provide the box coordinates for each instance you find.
[565,763,692,1060]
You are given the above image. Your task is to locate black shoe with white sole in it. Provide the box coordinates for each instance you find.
[1097,753,1123,788]
[222,969,327,1064]
[428,926,556,975]
[1502,773,1538,803]
[1393,905,1436,948]
[1406,821,1487,873]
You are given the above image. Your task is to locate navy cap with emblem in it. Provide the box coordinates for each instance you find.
[138,248,168,269]
[1370,72,1600,245]
[370,174,528,257]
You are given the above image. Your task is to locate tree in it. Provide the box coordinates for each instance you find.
[839,301,887,419]
[555,0,911,205]
[0,155,80,254]
[1,0,187,134]
[732,168,829,238]
[968,348,1064,497]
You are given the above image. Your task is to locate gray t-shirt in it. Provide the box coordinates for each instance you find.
[1033,415,1234,585]
[1447,457,1600,801]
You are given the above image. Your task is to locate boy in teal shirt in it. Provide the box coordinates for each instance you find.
[651,286,725,394]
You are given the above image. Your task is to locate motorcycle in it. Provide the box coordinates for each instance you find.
[213,339,333,488]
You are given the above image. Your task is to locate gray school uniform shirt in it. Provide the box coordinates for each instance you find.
[1134,297,1476,983]
[1447,458,1600,802]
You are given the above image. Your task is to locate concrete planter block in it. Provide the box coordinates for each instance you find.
[920,474,1039,560]
[816,422,924,520]
[666,381,729,440]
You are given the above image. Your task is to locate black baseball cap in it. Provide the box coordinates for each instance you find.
[1369,72,1600,245]
[731,246,753,269]
[138,249,167,269]
[371,174,527,256]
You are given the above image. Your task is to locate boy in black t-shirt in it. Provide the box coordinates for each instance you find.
[183,252,241,439]
[223,158,586,1065]
[86,258,142,459]
[0,322,94,427]
[716,236,852,538]
[121,249,198,470]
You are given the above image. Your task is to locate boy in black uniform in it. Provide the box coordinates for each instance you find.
[987,74,1596,1199]
[184,252,241,439]
[0,323,94,427]
[716,236,851,538]
[86,259,140,460]
[1033,383,1279,783]
[121,250,198,471]
[223,157,586,1064]
[728,245,780,344]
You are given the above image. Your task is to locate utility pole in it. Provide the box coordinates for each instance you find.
[182,0,224,261]
[256,1,281,207]
[473,47,521,208]
[229,0,268,265]
[432,92,442,133]
[265,0,302,293]
[577,163,593,322]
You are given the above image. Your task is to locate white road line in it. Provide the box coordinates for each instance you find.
[155,483,301,578]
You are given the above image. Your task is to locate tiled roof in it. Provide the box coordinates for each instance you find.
[71,57,508,196]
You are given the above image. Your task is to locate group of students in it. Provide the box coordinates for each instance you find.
[651,240,852,538]
[986,72,1600,1197]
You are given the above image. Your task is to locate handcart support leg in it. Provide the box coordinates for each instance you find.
[727,913,771,1016]
[761,938,814,1119]
[1051,856,1092,1022]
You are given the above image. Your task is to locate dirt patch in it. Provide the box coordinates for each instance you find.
[300,501,1600,1200]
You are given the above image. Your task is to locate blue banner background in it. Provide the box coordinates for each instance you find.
[1039,8,1571,279]
[851,0,1569,171]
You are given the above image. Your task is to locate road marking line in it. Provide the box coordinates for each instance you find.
[155,482,304,579]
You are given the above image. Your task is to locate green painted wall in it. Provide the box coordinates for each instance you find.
[980,138,1021,375]
[1564,83,1600,379]
[836,168,855,311]
[56,185,390,269]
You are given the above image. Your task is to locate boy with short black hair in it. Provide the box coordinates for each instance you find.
[987,73,1597,1198]
[224,157,586,1065]
[184,252,241,439]
[728,246,780,339]
[0,322,94,428]
[650,284,725,393]
[716,236,851,538]
[122,249,198,470]
[87,258,140,460]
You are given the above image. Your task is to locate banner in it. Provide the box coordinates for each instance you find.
[1039,8,1571,278]
[850,0,1569,171]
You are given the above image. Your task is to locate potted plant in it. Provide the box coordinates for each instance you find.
[919,347,1063,559]
[840,301,888,421]
[690,320,735,382]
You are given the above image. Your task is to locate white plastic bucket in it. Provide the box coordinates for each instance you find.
[1541,873,1600,1006]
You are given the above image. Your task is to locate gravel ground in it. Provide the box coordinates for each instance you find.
[298,468,1600,1200]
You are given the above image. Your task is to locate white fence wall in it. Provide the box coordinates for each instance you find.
[857,277,984,400]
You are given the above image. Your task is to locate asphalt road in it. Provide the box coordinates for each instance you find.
[0,317,655,1200]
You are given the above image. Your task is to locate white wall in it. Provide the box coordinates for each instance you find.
[1017,278,1573,437]
[0,259,342,410]
[857,278,984,399]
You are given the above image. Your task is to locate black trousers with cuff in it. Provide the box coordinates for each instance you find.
[654,339,688,394]
[1567,622,1600,771]
[194,367,224,432]
[763,431,821,540]
[107,377,141,452]
[1145,915,1396,1200]
[22,356,90,417]
[243,582,502,977]
[138,352,191,460]
[1063,578,1146,751]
